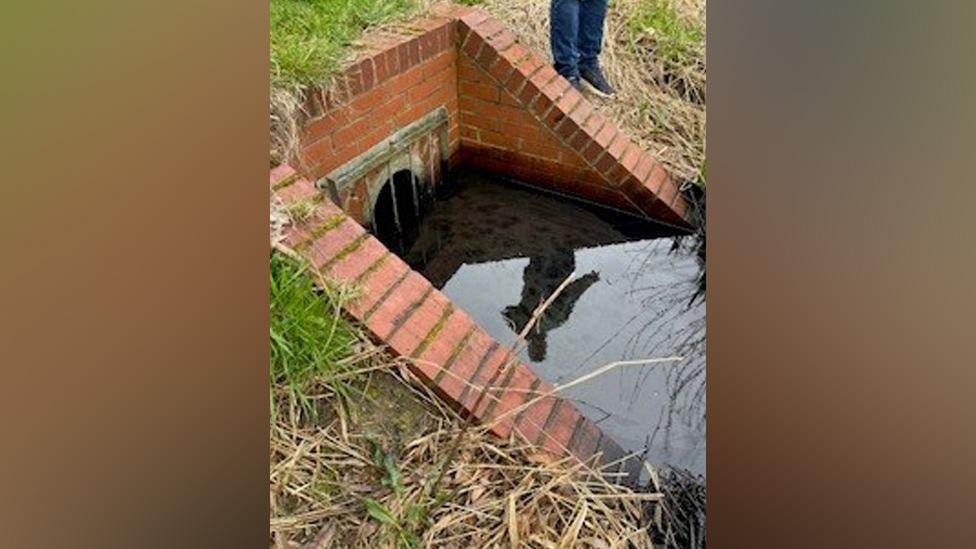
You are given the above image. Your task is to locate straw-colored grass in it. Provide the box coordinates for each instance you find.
[470,0,706,184]
[269,253,666,547]
[271,352,661,548]
[268,2,707,543]
[270,0,706,185]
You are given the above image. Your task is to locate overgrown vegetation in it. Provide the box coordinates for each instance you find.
[270,0,418,92]
[269,250,670,547]
[627,0,704,73]
[269,252,359,419]
[471,0,706,183]
[269,2,707,544]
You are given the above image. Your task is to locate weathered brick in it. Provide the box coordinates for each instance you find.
[422,49,456,78]
[459,80,499,103]
[672,193,691,222]
[568,417,602,463]
[486,360,534,439]
[359,58,375,91]
[581,140,604,163]
[567,100,593,129]
[594,123,617,148]
[274,177,319,205]
[458,57,485,83]
[349,257,411,319]
[607,133,629,161]
[456,337,498,404]
[498,120,541,142]
[365,271,430,337]
[443,329,494,406]
[487,28,517,54]
[563,129,587,155]
[274,9,689,466]
[471,17,505,42]
[528,65,558,92]
[458,9,490,31]
[477,128,512,150]
[582,111,605,136]
[390,295,452,376]
[421,319,477,397]
[303,136,334,165]
[541,76,570,105]
[513,375,556,444]
[646,163,668,194]
[594,151,617,175]
[632,151,655,184]
[302,220,365,269]
[495,43,529,85]
[620,142,642,172]
[539,397,583,455]
[461,26,486,59]
[407,36,421,67]
[655,175,679,207]
[323,235,387,283]
[520,138,563,162]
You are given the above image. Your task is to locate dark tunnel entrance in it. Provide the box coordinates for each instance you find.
[373,169,423,255]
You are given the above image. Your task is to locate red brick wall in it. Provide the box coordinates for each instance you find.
[453,10,691,228]
[287,7,692,230]
[271,165,642,484]
[296,17,461,181]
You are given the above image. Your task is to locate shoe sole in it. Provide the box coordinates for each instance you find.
[581,78,615,98]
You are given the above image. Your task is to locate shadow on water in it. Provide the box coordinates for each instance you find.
[376,170,706,479]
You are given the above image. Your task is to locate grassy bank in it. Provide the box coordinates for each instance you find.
[271,0,420,92]
[269,0,705,184]
[269,252,659,547]
[269,252,359,420]
[470,0,706,184]
[268,2,705,543]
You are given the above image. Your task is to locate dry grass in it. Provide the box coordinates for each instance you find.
[473,0,706,184]
[270,0,439,167]
[270,0,706,184]
[269,260,667,547]
[270,348,663,548]
[268,3,707,545]
[271,195,289,247]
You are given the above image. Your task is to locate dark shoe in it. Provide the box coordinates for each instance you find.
[567,75,583,93]
[580,65,616,97]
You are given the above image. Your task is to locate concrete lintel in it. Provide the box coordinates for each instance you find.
[317,108,449,195]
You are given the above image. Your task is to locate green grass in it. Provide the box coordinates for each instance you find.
[271,0,419,91]
[269,252,359,419]
[627,0,703,70]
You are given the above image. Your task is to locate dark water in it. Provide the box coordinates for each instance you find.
[394,171,706,475]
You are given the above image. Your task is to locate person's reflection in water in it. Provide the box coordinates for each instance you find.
[502,249,599,362]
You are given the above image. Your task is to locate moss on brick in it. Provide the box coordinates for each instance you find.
[411,304,455,359]
[322,233,370,270]
[354,253,390,286]
[295,213,347,252]
[272,172,301,191]
[433,328,476,384]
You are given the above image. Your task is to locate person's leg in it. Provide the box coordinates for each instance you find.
[577,0,608,71]
[577,0,615,96]
[550,0,581,80]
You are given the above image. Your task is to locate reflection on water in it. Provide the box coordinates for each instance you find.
[502,252,600,362]
[400,172,706,475]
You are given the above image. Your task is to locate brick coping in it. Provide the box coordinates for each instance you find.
[297,3,694,230]
[270,3,700,484]
[271,165,644,485]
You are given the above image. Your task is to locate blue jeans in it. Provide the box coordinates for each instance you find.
[550,0,608,79]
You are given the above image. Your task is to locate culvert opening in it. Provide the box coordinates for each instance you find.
[373,169,424,255]
[372,169,706,478]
